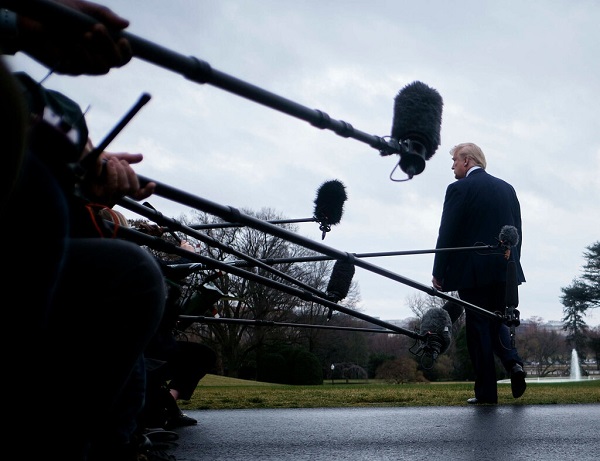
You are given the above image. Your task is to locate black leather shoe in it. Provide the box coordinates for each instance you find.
[164,412,197,430]
[511,363,527,398]
[467,397,496,405]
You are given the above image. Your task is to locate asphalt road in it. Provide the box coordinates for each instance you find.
[163,404,600,460]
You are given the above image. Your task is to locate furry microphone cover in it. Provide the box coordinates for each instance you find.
[391,81,443,159]
[313,179,347,226]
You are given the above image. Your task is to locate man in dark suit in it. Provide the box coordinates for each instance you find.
[432,142,527,404]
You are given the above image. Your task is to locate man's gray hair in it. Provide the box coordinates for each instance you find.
[450,142,487,169]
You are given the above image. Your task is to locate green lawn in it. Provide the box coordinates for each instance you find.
[179,374,600,411]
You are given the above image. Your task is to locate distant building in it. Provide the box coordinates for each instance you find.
[517,319,566,335]
[384,319,412,328]
[384,317,596,335]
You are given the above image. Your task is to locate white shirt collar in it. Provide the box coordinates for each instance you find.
[466,166,482,177]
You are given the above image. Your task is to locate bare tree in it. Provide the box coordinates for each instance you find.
[375,357,424,384]
[170,207,363,378]
[519,320,569,377]
[587,325,600,371]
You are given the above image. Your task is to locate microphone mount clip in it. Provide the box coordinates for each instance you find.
[389,138,428,182]
[409,332,443,370]
[504,305,521,348]
[319,221,331,240]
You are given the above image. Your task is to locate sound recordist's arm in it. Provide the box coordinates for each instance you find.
[1,0,131,75]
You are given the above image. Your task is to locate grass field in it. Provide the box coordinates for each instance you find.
[179,374,600,411]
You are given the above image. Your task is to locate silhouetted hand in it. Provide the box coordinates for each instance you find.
[14,0,132,75]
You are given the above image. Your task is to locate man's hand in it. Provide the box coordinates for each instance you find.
[15,0,132,75]
[84,151,155,206]
[180,241,195,252]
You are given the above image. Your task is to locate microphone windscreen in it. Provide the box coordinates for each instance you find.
[391,81,443,160]
[506,260,519,308]
[499,225,519,246]
[313,179,347,226]
[326,259,355,302]
[419,307,452,354]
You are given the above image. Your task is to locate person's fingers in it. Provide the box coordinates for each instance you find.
[53,42,114,75]
[88,156,149,202]
[77,1,130,30]
[107,152,144,165]
[121,160,141,194]
[132,182,156,202]
[51,25,131,75]
[116,37,133,67]
[86,23,132,69]
[101,156,119,197]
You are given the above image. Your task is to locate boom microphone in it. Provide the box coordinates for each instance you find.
[313,179,347,239]
[390,81,443,179]
[498,225,519,259]
[419,307,452,358]
[326,259,355,303]
[325,258,355,321]
[505,260,520,347]
[499,225,519,247]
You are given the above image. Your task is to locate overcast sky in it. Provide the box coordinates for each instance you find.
[7,0,600,326]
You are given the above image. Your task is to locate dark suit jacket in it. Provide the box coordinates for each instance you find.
[432,168,525,292]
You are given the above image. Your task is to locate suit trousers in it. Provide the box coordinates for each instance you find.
[459,283,523,403]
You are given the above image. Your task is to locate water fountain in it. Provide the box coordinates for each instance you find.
[498,348,597,384]
[570,348,581,380]
[527,348,598,383]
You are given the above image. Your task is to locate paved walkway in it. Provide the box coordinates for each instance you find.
[167,404,600,460]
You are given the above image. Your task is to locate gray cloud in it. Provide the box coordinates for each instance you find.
[7,0,599,326]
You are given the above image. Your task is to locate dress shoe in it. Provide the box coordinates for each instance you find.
[467,397,496,405]
[511,363,527,398]
[164,412,197,430]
